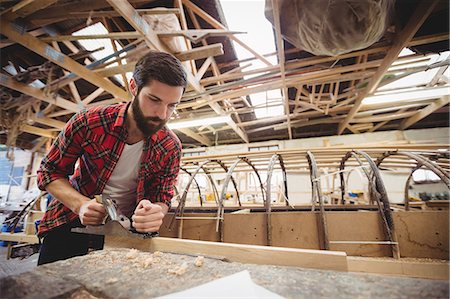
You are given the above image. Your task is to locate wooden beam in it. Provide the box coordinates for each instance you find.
[31,116,65,129]
[41,31,142,42]
[195,56,213,81]
[21,124,56,138]
[347,257,449,280]
[0,18,131,101]
[198,32,447,88]
[0,232,39,244]
[41,30,242,43]
[52,41,82,103]
[337,0,439,135]
[351,110,417,123]
[65,8,181,19]
[399,96,450,130]
[181,0,273,67]
[175,128,212,146]
[271,0,292,139]
[107,0,247,143]
[224,117,249,143]
[175,43,224,61]
[82,87,105,105]
[105,236,348,272]
[96,44,224,78]
[0,73,80,112]
[1,0,57,20]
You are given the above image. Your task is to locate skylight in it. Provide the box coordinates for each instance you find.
[363,49,450,105]
[220,0,284,119]
[72,22,127,86]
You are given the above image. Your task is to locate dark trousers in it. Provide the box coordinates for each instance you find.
[37,219,104,265]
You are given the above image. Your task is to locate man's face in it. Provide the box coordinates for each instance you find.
[131,80,183,137]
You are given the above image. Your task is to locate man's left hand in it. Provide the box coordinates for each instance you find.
[132,200,165,233]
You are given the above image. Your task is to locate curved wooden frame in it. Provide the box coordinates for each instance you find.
[218,156,266,241]
[306,151,329,250]
[339,150,399,258]
[265,154,289,246]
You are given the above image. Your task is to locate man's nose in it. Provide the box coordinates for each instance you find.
[156,105,167,120]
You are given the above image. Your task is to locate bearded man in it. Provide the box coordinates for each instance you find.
[36,51,186,265]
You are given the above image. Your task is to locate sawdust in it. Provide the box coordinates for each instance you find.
[69,289,99,299]
[126,249,139,259]
[168,262,188,276]
[141,257,154,268]
[194,256,204,267]
[153,251,163,257]
[105,277,118,285]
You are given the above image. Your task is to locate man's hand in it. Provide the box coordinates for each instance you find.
[78,199,106,226]
[132,200,165,233]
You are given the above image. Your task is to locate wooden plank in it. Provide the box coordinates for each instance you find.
[337,0,439,134]
[66,8,181,19]
[21,124,56,138]
[195,56,213,81]
[0,18,130,101]
[1,0,57,20]
[348,257,449,280]
[394,211,449,260]
[105,235,348,271]
[0,232,39,244]
[41,31,142,42]
[271,212,320,249]
[327,212,392,257]
[82,87,104,105]
[175,43,223,62]
[271,0,292,139]
[177,213,220,242]
[176,128,212,146]
[42,30,244,43]
[399,96,450,129]
[24,210,44,235]
[223,213,267,246]
[30,116,65,129]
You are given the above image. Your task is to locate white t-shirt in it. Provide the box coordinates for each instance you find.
[102,141,144,218]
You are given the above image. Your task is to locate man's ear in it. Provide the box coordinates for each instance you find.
[129,77,137,97]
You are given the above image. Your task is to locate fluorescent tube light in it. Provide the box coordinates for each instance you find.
[362,85,450,106]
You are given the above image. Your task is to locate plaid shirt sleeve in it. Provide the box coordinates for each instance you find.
[145,140,181,208]
[37,111,86,190]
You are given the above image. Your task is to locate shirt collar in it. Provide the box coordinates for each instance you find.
[113,102,130,130]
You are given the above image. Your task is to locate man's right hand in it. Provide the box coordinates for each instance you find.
[78,199,106,226]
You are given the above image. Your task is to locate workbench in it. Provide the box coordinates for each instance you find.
[1,248,448,299]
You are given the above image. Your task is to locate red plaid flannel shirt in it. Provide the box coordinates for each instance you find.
[37,103,181,237]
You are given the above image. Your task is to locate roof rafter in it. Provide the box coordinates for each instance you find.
[336,0,439,135]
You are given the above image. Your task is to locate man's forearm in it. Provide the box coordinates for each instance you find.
[45,178,91,214]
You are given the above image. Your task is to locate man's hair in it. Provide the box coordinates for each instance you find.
[133,51,187,92]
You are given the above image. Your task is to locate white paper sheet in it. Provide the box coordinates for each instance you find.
[156,270,284,298]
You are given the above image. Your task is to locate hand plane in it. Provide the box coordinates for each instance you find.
[71,195,158,239]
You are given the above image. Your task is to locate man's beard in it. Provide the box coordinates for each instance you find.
[131,95,166,137]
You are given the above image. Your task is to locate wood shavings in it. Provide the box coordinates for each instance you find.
[194,256,204,267]
[126,249,139,259]
[142,257,154,268]
[153,251,163,257]
[168,262,188,276]
[105,278,119,284]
